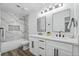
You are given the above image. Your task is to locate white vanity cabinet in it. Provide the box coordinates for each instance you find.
[29,38,39,56]
[29,37,46,56]
[38,39,46,56]
[30,36,79,56]
[46,40,73,56]
[58,49,72,56]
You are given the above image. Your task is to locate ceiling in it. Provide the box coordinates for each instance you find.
[0,3,54,16]
[22,3,54,12]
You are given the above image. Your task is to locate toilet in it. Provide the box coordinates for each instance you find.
[21,40,29,50]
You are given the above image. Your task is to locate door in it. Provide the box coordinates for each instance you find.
[46,44,54,56]
[58,49,72,56]
[46,44,72,56]
[29,38,38,55]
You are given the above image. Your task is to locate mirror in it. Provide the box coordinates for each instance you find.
[37,16,46,32]
[53,9,71,32]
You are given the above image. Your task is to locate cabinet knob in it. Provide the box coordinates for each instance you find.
[39,40,44,42]
[32,41,34,48]
[54,48,58,56]
[39,47,44,50]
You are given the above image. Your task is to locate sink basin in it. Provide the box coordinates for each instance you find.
[38,33,43,35]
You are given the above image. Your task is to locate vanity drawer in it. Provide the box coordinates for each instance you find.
[38,39,46,56]
[39,52,45,56]
[46,40,72,52]
[38,47,45,56]
[39,39,45,48]
[39,39,45,43]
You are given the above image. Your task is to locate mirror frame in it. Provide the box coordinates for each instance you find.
[52,9,71,33]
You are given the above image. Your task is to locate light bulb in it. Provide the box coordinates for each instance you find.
[59,3,63,7]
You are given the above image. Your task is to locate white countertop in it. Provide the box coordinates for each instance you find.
[30,35,79,45]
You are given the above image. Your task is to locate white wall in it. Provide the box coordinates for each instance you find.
[24,15,29,40]
[28,11,38,35]
[1,39,28,53]
[0,4,29,53]
[28,3,76,38]
[0,9,1,53]
[1,10,29,53]
[73,4,79,42]
[1,10,25,42]
[73,4,79,31]
[0,9,1,27]
[1,40,22,53]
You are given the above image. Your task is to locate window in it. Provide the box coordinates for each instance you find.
[8,25,20,31]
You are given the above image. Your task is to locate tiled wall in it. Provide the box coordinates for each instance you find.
[28,11,38,35]
[1,11,25,42]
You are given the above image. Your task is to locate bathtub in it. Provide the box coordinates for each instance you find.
[1,39,29,53]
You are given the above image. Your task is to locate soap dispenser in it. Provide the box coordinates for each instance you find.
[59,32,61,37]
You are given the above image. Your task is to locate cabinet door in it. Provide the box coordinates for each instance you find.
[46,40,72,56]
[38,48,45,56]
[46,44,54,56]
[46,14,52,32]
[46,45,72,56]
[29,38,38,56]
[58,49,72,56]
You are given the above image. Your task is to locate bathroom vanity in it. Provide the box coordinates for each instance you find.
[29,35,79,56]
[29,4,79,56]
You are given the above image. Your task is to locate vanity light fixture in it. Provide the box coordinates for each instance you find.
[54,3,63,8]
[49,6,53,11]
[40,3,63,14]
[41,9,44,14]
[58,3,63,7]
[44,8,48,13]
[52,6,55,9]
[54,4,59,9]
